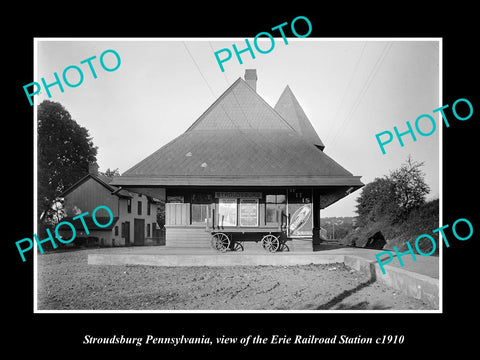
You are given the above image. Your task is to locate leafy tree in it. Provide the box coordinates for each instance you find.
[347,156,434,249]
[38,100,97,223]
[355,156,430,226]
[390,155,430,216]
[355,176,399,227]
[156,201,166,228]
[100,168,120,179]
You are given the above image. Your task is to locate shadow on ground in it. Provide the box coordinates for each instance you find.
[315,277,376,310]
[298,275,391,310]
[332,301,390,310]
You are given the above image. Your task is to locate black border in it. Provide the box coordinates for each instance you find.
[7,5,478,355]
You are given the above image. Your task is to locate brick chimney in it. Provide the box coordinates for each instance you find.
[244,69,257,92]
[88,161,99,176]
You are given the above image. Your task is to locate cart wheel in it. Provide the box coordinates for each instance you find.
[261,234,280,253]
[211,233,230,252]
[232,241,244,252]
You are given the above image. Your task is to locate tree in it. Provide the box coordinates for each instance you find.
[38,100,97,223]
[355,176,399,227]
[389,155,430,216]
[100,168,120,179]
[354,156,430,225]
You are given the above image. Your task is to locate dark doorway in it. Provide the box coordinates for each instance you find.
[134,218,145,246]
[124,221,130,245]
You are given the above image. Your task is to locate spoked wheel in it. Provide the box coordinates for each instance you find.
[261,234,280,253]
[211,233,230,252]
[232,241,244,252]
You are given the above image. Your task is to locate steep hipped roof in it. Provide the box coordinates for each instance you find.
[274,85,325,150]
[112,76,362,188]
[185,77,295,132]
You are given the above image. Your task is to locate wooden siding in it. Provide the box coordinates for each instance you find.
[64,177,119,217]
[63,176,160,247]
[165,226,211,248]
[162,187,320,251]
[166,203,189,225]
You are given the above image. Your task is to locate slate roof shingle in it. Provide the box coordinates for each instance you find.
[274,85,325,149]
[112,74,363,189]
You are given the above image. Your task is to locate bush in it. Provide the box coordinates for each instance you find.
[343,156,437,253]
[343,199,439,255]
[355,177,400,227]
[355,156,430,227]
[388,199,439,254]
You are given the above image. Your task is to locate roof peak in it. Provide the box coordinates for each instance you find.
[274,85,325,149]
[184,76,296,133]
[61,173,133,198]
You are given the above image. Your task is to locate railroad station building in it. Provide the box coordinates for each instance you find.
[111,70,363,251]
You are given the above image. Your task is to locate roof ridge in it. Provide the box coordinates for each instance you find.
[61,173,117,197]
[238,78,298,133]
[287,87,313,135]
[186,77,298,133]
[184,77,244,133]
[124,79,254,175]
[274,85,325,149]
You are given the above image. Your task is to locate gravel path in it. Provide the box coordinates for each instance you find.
[37,248,434,310]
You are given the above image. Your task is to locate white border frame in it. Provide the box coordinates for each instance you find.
[33,37,442,314]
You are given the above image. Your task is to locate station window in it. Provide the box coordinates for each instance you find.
[137,201,142,215]
[191,193,212,224]
[166,195,184,203]
[127,199,131,213]
[218,198,237,227]
[239,198,259,227]
[266,194,286,225]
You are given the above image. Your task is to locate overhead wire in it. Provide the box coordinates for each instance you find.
[211,41,255,129]
[207,41,308,165]
[208,41,231,87]
[207,41,254,130]
[323,42,367,145]
[184,41,258,150]
[182,41,217,99]
[328,42,393,151]
[183,41,239,130]
[186,41,323,167]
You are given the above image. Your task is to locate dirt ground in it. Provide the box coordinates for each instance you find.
[36,248,434,311]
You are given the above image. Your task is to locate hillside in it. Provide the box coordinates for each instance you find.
[341,199,439,254]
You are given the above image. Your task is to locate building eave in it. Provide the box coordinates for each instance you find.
[111,175,364,187]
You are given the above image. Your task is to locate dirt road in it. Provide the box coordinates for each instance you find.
[37,248,434,310]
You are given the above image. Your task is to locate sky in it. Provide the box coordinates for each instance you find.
[35,38,440,217]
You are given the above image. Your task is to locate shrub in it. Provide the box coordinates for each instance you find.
[344,199,439,255]
[344,155,437,253]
